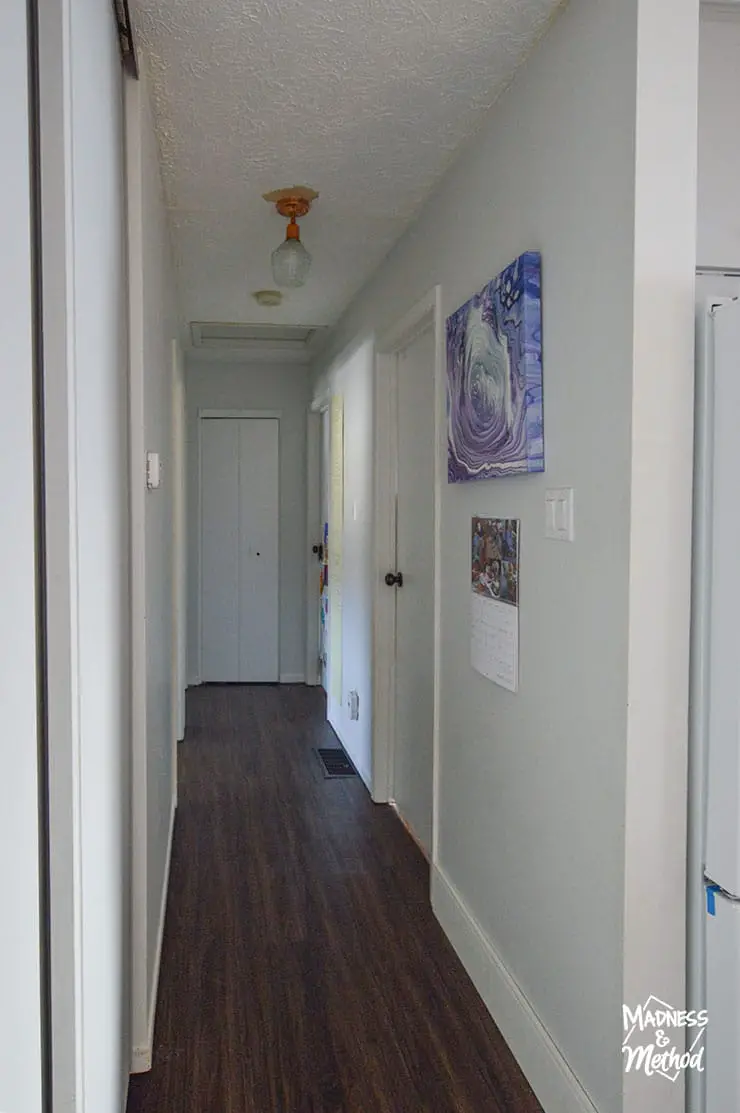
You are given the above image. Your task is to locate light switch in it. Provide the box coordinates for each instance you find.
[545,487,574,541]
[146,451,161,490]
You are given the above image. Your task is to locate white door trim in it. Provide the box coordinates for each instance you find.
[305,410,321,686]
[124,73,149,1062]
[306,401,331,694]
[171,339,186,749]
[196,409,282,683]
[37,3,85,1102]
[372,286,444,865]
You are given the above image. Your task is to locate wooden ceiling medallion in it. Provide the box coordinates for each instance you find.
[262,186,319,222]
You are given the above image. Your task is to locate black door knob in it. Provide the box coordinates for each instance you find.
[385,571,403,587]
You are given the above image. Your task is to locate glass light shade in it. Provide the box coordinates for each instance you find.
[271,237,312,288]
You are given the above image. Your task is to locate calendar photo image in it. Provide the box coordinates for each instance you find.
[471,517,519,607]
[470,516,520,693]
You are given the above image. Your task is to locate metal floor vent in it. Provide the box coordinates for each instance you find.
[316,748,357,778]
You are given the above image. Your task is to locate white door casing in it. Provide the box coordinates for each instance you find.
[319,407,331,692]
[305,410,321,687]
[327,396,344,724]
[171,340,187,744]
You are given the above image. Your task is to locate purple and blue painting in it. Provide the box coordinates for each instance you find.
[446,251,543,482]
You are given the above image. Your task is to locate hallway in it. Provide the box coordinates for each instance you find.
[126,685,542,1113]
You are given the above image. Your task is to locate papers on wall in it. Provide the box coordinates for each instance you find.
[470,517,520,692]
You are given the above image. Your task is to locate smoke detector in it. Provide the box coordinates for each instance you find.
[253,289,283,308]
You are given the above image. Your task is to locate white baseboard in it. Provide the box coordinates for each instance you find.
[131,796,177,1074]
[279,672,305,684]
[431,863,599,1113]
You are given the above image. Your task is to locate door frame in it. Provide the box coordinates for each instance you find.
[306,396,333,697]
[196,408,282,684]
[305,409,321,686]
[372,287,444,861]
[171,340,186,748]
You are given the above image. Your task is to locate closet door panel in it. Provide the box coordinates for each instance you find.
[238,419,279,682]
[201,419,240,681]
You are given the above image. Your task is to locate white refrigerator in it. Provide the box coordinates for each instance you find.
[690,271,740,1113]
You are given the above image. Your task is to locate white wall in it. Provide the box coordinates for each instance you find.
[126,66,180,1066]
[0,5,44,1111]
[312,2,698,1111]
[185,358,311,685]
[697,6,740,268]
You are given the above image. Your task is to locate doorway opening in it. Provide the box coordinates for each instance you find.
[307,396,344,720]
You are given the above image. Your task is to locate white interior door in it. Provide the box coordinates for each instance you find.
[200,417,279,682]
[393,326,435,852]
[319,408,330,692]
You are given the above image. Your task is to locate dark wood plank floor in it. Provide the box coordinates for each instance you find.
[126,684,542,1113]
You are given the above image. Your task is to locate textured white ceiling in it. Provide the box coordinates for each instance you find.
[130,0,562,332]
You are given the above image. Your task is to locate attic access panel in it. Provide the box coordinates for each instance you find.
[190,321,319,349]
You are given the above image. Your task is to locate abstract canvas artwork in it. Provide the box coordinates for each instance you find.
[447,251,543,482]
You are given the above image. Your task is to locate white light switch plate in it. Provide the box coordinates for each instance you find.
[146,451,161,490]
[545,487,574,541]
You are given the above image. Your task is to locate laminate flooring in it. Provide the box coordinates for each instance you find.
[126,684,543,1113]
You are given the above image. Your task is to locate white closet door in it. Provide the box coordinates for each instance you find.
[393,326,435,853]
[238,418,279,681]
[200,417,279,683]
[201,418,240,680]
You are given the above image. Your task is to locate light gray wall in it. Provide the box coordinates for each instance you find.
[697,7,740,268]
[140,71,179,1015]
[186,359,311,684]
[125,64,180,1059]
[312,1,698,1111]
[0,5,43,1111]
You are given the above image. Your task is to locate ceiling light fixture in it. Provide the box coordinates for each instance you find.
[263,186,318,288]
